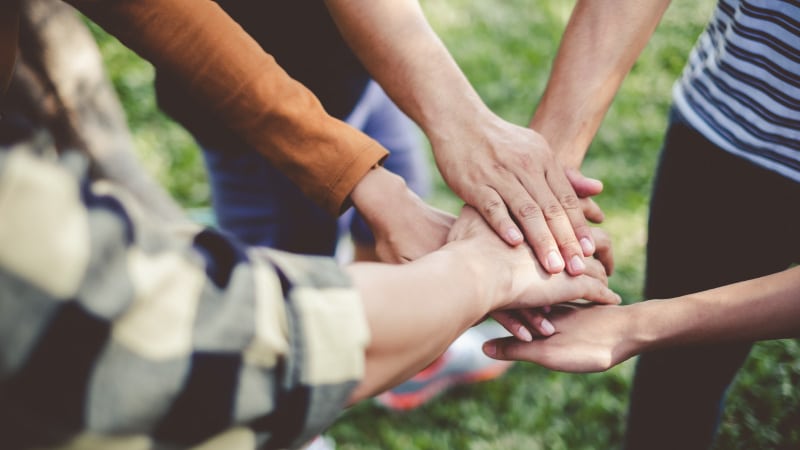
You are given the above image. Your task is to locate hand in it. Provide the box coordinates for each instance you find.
[432,114,598,275]
[351,166,455,263]
[446,205,620,311]
[483,303,638,373]
[491,225,615,341]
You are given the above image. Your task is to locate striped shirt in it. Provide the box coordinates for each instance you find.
[673,0,800,182]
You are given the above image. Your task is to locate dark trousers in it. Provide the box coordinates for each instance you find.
[623,109,800,450]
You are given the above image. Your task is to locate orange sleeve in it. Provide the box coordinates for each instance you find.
[67,0,388,215]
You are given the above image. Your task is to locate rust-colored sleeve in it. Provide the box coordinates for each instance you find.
[66,0,388,215]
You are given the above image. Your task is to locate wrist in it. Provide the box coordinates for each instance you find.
[350,166,409,219]
[529,100,595,170]
[426,103,496,151]
[626,300,673,354]
[439,238,511,313]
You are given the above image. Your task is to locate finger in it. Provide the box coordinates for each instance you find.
[581,198,605,224]
[574,276,621,305]
[518,308,556,336]
[582,257,609,286]
[471,186,524,246]
[483,337,597,373]
[565,168,603,198]
[483,336,547,363]
[591,227,614,275]
[491,311,533,342]
[493,178,565,273]
[567,167,605,228]
[547,168,596,261]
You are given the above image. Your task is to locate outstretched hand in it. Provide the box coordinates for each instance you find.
[482,303,637,373]
[433,116,602,276]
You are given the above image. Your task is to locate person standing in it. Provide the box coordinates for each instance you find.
[521,0,799,448]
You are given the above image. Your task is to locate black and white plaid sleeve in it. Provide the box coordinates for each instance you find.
[0,149,370,450]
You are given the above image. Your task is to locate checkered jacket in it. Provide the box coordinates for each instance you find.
[0,149,369,449]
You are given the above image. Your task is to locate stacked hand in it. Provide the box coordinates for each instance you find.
[445,205,620,313]
[432,115,605,275]
[483,302,636,373]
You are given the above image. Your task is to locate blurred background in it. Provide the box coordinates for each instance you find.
[83,0,800,448]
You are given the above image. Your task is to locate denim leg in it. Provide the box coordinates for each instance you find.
[342,81,430,246]
[623,110,800,450]
[201,144,338,256]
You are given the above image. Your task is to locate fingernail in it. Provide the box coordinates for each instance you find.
[580,237,595,255]
[569,255,585,273]
[507,228,523,243]
[518,325,533,342]
[547,251,564,272]
[483,342,497,357]
[541,319,555,335]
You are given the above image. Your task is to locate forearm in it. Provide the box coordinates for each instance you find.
[345,243,496,402]
[68,0,387,215]
[530,0,670,168]
[632,267,800,352]
[324,0,495,145]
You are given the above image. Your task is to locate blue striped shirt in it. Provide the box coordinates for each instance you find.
[673,0,800,182]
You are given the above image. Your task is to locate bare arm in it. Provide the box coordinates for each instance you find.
[530,0,671,168]
[325,0,598,275]
[0,151,617,447]
[348,205,620,401]
[485,267,800,372]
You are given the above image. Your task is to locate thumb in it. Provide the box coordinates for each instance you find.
[483,336,542,362]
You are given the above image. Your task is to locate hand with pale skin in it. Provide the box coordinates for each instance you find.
[350,166,455,263]
[490,225,615,341]
[433,118,601,275]
[445,205,620,311]
[481,267,800,373]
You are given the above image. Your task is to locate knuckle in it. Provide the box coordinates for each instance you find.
[481,198,506,219]
[516,202,543,221]
[558,192,581,211]
[558,237,581,253]
[515,152,535,171]
[543,201,566,220]
[529,233,554,250]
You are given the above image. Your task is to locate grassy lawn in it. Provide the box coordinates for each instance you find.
[88,0,800,448]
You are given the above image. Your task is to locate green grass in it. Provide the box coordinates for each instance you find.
[87,0,800,448]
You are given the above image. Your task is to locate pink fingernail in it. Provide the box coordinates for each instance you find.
[518,325,533,342]
[547,251,564,272]
[580,237,595,255]
[570,255,585,273]
[484,342,497,357]
[507,228,523,243]
[541,319,555,335]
